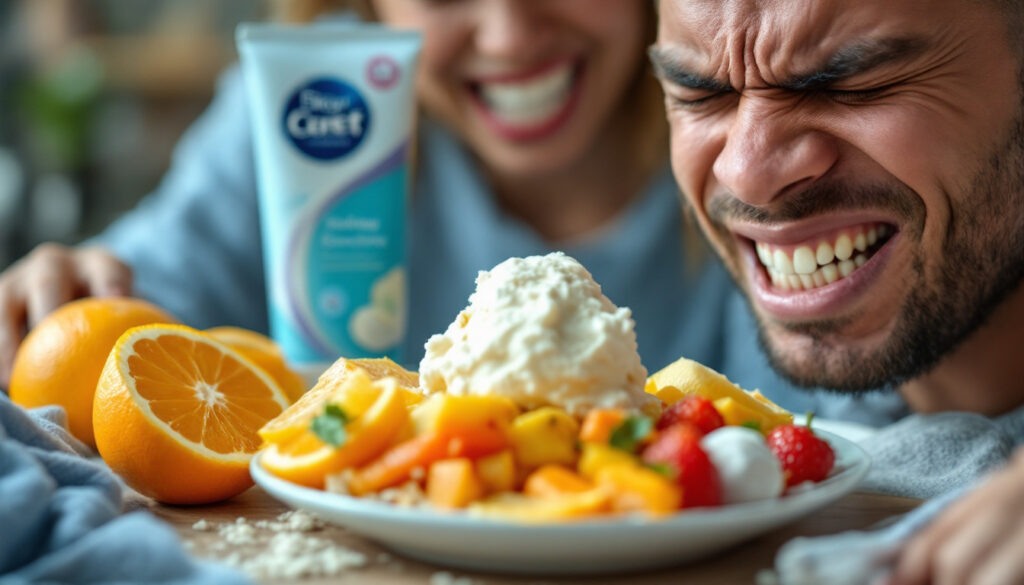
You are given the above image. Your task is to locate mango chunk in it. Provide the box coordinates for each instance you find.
[579,408,627,444]
[523,465,593,498]
[427,458,485,509]
[412,394,519,436]
[510,407,580,469]
[652,385,687,406]
[578,443,637,480]
[595,463,682,516]
[475,450,517,494]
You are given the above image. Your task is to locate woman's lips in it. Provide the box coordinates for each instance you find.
[467,59,583,142]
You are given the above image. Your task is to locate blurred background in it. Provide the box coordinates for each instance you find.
[0,0,268,269]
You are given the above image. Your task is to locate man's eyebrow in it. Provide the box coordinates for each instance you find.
[649,38,927,93]
[648,46,733,93]
[781,38,928,91]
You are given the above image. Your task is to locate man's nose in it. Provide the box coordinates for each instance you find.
[712,95,839,207]
[474,0,550,59]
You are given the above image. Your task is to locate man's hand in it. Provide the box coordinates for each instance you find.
[891,447,1024,585]
[0,243,132,386]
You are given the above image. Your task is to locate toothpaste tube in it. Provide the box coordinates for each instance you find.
[237,23,421,377]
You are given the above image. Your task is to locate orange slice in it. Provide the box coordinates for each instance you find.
[92,324,290,504]
[205,326,307,403]
[333,356,419,389]
[258,357,421,446]
[260,379,410,489]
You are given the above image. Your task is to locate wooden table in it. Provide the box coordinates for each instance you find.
[154,488,920,585]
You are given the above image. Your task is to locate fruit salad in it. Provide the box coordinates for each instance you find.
[257,253,837,522]
[258,354,837,522]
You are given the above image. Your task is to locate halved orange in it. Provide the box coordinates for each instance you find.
[93,324,290,504]
[260,377,410,489]
[258,357,421,446]
[205,326,306,403]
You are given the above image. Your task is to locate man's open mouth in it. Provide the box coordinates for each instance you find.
[751,222,896,292]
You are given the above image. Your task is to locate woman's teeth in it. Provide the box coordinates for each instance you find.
[755,224,891,292]
[477,64,574,126]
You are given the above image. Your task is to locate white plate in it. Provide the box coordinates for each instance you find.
[250,429,870,575]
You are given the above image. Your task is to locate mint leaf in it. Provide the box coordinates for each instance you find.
[310,404,351,447]
[609,416,654,453]
[741,420,761,431]
[645,462,677,479]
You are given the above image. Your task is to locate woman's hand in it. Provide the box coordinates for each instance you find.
[890,446,1024,585]
[0,243,132,386]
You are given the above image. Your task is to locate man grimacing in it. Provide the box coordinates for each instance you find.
[652,0,1024,583]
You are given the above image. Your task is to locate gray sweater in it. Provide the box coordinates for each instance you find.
[859,407,1024,498]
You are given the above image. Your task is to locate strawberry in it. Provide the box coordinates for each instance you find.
[642,423,722,508]
[657,395,725,436]
[766,417,835,488]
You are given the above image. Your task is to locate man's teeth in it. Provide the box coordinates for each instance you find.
[756,225,890,291]
[478,64,574,126]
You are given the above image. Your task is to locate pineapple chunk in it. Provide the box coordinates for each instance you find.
[653,385,686,406]
[475,450,517,493]
[712,396,782,431]
[646,357,792,433]
[510,407,580,469]
[578,443,637,480]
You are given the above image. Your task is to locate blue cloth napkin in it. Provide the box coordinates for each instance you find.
[0,394,251,585]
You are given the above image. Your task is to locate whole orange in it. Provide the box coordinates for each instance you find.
[9,297,176,448]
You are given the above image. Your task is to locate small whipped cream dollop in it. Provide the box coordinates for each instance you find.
[418,252,653,415]
[700,426,785,504]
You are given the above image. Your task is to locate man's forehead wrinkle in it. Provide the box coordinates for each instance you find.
[713,0,764,91]
[745,2,845,89]
[656,0,926,91]
[711,0,827,92]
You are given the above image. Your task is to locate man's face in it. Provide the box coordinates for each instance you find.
[654,0,1024,390]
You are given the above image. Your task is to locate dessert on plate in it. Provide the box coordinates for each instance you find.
[257,252,833,522]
